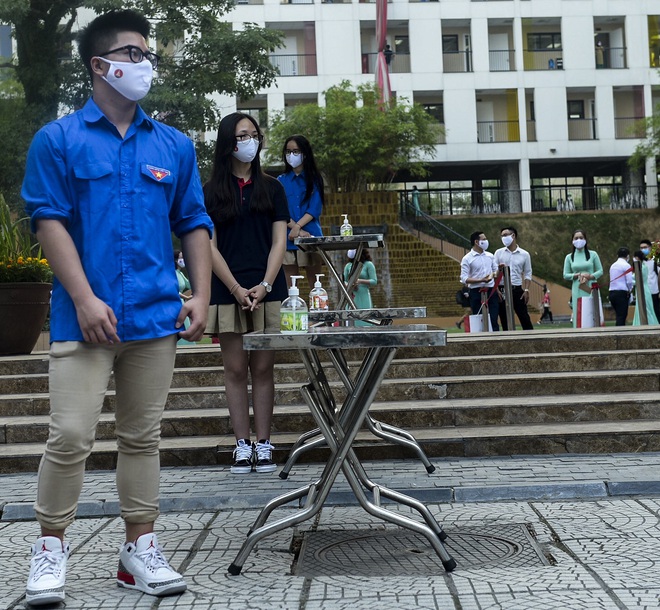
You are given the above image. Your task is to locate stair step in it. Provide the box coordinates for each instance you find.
[4,418,660,473]
[5,348,660,394]
[3,392,660,446]
[2,369,658,417]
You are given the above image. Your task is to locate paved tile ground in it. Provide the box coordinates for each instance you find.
[3,452,660,609]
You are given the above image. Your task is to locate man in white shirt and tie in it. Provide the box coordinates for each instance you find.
[494,226,534,330]
[459,231,499,331]
[608,247,633,326]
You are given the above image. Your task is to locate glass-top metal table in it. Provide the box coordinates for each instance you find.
[228,325,456,576]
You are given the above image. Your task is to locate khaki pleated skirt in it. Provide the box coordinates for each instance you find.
[205,301,281,335]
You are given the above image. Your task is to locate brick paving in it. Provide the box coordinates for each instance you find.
[3,452,660,609]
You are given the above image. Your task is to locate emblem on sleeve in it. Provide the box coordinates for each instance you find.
[147,165,171,181]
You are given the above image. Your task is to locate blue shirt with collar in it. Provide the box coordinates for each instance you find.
[22,98,213,342]
[277,170,323,251]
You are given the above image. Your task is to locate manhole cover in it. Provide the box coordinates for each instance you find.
[294,524,550,577]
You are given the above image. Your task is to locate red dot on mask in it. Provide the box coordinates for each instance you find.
[114,69,123,78]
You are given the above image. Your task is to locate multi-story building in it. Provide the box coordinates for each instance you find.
[216,0,660,215]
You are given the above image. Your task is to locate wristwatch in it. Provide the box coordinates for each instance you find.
[260,281,272,293]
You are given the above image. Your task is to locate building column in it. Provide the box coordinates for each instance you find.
[500,163,522,213]
[519,158,531,213]
[646,157,658,209]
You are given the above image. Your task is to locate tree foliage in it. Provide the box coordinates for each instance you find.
[265,81,442,192]
[0,0,284,207]
[630,108,660,170]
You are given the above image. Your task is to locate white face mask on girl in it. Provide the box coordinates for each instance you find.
[177,259,185,268]
[573,238,587,249]
[286,152,304,169]
[233,138,260,163]
[501,235,514,247]
[99,57,153,101]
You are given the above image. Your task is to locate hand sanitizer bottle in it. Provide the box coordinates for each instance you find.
[309,274,329,311]
[280,275,309,333]
[340,214,353,236]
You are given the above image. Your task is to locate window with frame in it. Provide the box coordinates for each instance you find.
[442,35,459,53]
[567,100,584,119]
[527,32,562,51]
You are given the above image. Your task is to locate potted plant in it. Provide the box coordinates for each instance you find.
[0,195,53,355]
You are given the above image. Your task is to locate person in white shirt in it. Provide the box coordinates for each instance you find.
[608,247,633,326]
[493,226,534,330]
[459,231,500,331]
[639,239,660,322]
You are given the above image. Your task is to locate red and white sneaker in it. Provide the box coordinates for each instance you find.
[25,536,69,607]
[117,533,186,596]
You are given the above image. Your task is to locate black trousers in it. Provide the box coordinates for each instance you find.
[498,285,534,330]
[608,290,629,326]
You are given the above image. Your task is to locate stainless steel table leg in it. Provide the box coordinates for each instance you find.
[366,416,436,474]
[230,344,454,575]
[229,348,385,575]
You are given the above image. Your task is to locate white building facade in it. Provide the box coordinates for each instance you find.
[218,0,660,214]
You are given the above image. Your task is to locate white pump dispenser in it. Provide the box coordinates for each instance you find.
[280,275,309,333]
[309,274,329,311]
[340,214,353,236]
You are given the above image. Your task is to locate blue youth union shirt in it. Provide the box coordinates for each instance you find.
[22,98,213,342]
[277,170,323,251]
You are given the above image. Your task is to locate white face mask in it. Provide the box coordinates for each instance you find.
[286,152,304,169]
[501,235,514,247]
[177,259,185,268]
[232,137,260,163]
[478,239,489,251]
[99,57,153,101]
[573,238,586,249]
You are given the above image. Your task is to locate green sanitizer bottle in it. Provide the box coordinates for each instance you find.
[280,275,309,333]
[340,214,353,236]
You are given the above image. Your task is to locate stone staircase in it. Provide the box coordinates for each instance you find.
[1,326,659,473]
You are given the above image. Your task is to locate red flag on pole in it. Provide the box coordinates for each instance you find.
[375,0,391,108]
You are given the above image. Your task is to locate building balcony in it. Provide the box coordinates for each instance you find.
[567,118,597,140]
[595,46,627,69]
[477,120,520,143]
[269,53,318,76]
[526,120,536,142]
[442,51,472,73]
[489,49,515,72]
[523,49,563,71]
[614,116,645,139]
[361,52,411,74]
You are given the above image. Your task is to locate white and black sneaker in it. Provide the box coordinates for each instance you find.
[231,438,254,474]
[254,439,277,473]
[25,536,69,606]
[117,533,186,596]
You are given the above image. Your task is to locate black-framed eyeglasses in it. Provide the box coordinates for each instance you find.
[235,134,264,143]
[286,149,302,156]
[99,45,160,69]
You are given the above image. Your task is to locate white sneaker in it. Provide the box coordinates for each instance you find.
[25,536,69,607]
[231,438,254,474]
[254,439,277,473]
[117,533,186,596]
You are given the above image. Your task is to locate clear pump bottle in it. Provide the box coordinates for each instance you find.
[280,275,309,333]
[340,214,353,236]
[309,274,329,311]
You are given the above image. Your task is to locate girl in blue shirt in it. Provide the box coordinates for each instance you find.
[277,135,325,290]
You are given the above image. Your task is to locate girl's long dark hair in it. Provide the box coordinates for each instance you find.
[570,229,591,262]
[204,112,275,223]
[281,134,325,207]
